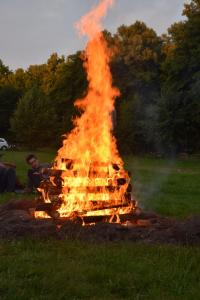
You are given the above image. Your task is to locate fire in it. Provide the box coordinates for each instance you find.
[35,0,136,222]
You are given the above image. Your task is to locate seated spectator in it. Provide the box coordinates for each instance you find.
[25,154,52,192]
[0,161,17,193]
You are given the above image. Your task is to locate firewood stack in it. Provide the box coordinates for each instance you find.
[36,158,136,221]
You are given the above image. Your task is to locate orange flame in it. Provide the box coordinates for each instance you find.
[35,0,135,221]
[59,0,119,164]
[77,0,114,38]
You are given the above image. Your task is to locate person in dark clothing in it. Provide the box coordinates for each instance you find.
[0,161,17,193]
[25,154,52,192]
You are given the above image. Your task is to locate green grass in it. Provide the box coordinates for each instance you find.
[0,150,200,299]
[1,240,200,300]
[124,156,200,218]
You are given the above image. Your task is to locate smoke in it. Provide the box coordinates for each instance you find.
[131,158,176,210]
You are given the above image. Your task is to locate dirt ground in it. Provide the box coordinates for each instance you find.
[1,199,200,245]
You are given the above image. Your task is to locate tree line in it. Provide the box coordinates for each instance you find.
[0,0,200,155]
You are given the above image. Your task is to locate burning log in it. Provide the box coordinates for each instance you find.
[35,160,136,221]
[35,197,135,214]
[50,210,154,226]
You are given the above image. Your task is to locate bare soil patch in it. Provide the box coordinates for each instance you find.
[1,199,200,245]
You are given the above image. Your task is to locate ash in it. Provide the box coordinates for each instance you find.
[1,199,200,246]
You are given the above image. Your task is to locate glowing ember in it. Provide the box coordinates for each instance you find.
[35,0,136,222]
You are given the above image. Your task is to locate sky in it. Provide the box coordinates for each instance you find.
[0,0,189,71]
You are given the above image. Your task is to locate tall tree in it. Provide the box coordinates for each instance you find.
[108,22,162,153]
[0,85,20,137]
[11,87,58,148]
[0,59,11,77]
[159,0,200,153]
[0,59,12,86]
[47,52,88,137]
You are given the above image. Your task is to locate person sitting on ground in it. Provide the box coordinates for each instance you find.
[0,159,21,193]
[25,154,52,192]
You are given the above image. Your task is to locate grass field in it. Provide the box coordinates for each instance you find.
[0,150,200,300]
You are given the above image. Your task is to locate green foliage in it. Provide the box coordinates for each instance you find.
[0,85,21,137]
[0,59,11,78]
[47,51,87,136]
[109,21,162,153]
[10,87,58,148]
[7,68,27,93]
[159,0,200,153]
[0,52,87,147]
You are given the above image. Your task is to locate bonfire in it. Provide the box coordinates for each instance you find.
[34,0,138,223]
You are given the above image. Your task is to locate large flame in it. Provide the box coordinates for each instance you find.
[36,0,135,221]
[59,0,119,164]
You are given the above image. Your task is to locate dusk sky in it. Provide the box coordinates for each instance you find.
[0,0,189,70]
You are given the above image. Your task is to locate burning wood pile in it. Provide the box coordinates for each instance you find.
[35,159,137,222]
[34,0,138,223]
